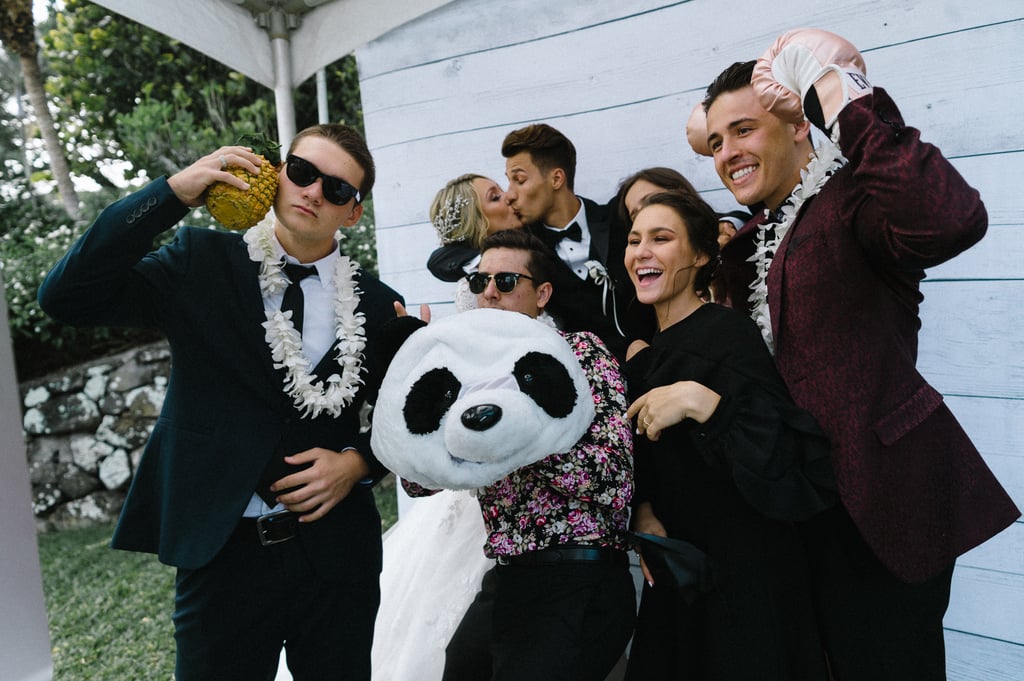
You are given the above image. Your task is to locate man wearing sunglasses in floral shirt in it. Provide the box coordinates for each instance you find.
[402,229,636,681]
[39,124,403,681]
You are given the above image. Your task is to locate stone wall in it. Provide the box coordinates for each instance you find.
[19,341,170,531]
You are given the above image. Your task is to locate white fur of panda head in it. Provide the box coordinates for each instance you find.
[371,308,595,490]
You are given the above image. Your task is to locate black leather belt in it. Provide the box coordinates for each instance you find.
[236,511,299,546]
[496,546,627,567]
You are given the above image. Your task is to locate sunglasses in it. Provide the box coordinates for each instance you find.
[466,271,534,294]
[285,154,362,205]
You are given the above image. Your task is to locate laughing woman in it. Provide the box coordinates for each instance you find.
[621,191,836,680]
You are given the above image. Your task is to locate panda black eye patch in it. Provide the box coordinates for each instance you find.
[512,352,577,418]
[404,368,462,434]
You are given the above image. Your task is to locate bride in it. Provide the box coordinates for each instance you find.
[370,173,523,680]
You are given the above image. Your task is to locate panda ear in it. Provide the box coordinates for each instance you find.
[378,316,427,371]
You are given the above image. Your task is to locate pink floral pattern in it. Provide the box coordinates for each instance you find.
[404,331,634,558]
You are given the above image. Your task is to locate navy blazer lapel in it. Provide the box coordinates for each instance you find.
[309,266,367,383]
[227,238,286,394]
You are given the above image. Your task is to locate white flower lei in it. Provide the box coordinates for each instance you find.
[747,134,846,354]
[243,217,367,418]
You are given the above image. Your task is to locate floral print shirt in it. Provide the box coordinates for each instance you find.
[404,331,634,558]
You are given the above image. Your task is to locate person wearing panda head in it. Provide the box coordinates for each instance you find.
[689,29,1020,679]
[403,228,636,681]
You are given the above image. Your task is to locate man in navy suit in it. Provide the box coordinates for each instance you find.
[696,31,1019,680]
[39,124,402,681]
[500,123,647,358]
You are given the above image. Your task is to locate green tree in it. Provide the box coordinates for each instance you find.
[0,0,80,217]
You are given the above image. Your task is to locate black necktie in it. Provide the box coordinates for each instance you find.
[280,263,318,334]
[547,221,582,245]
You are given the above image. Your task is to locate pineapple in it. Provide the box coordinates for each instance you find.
[206,134,281,231]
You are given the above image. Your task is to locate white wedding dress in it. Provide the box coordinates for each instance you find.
[371,488,491,681]
[369,276,556,681]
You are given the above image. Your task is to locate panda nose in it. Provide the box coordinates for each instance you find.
[461,404,502,431]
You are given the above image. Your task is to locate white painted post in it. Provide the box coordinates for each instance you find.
[0,274,53,681]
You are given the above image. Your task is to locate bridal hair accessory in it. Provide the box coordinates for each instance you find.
[748,134,845,354]
[244,216,367,418]
[433,194,471,244]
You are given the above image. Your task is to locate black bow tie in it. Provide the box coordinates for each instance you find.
[547,221,582,245]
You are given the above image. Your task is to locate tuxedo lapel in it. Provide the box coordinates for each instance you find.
[584,199,611,265]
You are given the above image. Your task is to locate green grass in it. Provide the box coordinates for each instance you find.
[39,482,399,680]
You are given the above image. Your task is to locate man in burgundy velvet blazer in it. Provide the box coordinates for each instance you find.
[698,32,1019,680]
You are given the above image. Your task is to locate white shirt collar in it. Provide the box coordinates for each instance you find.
[270,232,339,290]
[545,196,589,234]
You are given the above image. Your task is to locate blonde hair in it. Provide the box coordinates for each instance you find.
[429,174,490,248]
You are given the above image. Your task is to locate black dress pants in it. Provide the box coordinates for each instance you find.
[443,559,636,681]
[172,520,380,681]
[800,506,954,681]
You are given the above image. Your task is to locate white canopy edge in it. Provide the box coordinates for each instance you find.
[89,0,454,89]
[90,0,277,87]
[291,0,453,86]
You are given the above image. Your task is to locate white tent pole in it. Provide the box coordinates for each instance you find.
[262,7,297,151]
[316,69,329,124]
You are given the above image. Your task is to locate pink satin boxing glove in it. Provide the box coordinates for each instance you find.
[685,102,712,157]
[753,28,872,131]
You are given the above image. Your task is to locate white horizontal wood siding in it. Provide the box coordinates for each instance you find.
[357,0,1024,672]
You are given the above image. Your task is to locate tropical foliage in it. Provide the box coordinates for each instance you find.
[1,0,377,380]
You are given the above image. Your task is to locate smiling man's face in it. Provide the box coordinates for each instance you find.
[704,85,810,211]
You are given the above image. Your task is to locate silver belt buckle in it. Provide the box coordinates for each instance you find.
[256,510,297,546]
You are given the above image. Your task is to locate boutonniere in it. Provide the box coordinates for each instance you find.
[582,259,624,336]
[584,260,609,285]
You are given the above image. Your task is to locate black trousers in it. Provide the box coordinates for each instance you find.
[172,520,380,681]
[443,559,636,681]
[800,506,955,681]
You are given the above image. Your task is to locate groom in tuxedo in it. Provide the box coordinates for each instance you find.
[39,124,402,681]
[501,124,647,358]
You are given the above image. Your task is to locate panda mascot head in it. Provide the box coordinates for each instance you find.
[371,308,595,490]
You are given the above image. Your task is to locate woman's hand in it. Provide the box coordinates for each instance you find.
[628,380,721,441]
[632,502,667,585]
[393,301,431,322]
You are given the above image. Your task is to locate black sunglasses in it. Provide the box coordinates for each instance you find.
[466,271,534,294]
[285,154,362,205]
